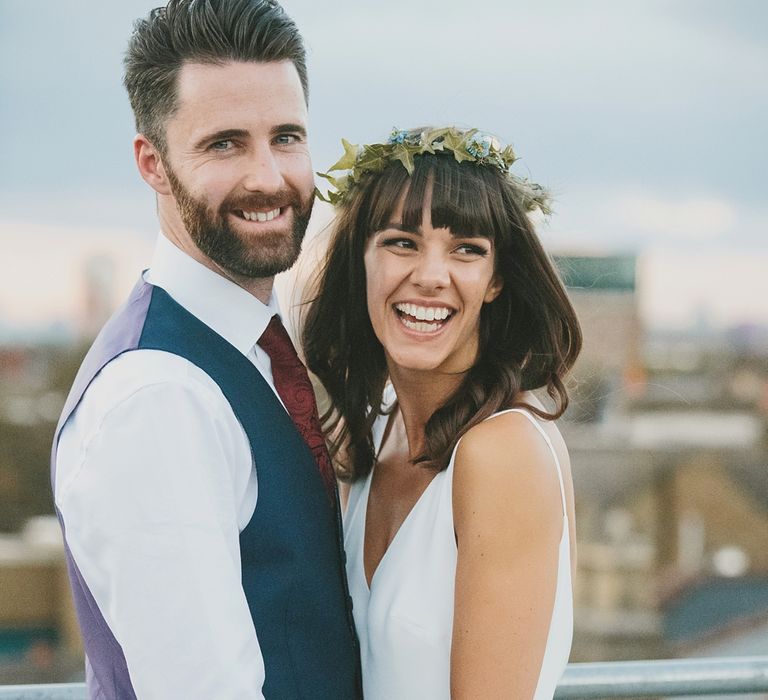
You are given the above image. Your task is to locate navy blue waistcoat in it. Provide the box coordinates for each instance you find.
[51,279,361,699]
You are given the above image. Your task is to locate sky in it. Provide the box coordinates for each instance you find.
[0,0,766,334]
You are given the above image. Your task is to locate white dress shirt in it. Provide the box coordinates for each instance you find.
[56,234,284,700]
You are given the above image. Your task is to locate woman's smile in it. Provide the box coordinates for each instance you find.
[392,301,456,335]
[364,195,502,374]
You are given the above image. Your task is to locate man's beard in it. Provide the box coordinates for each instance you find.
[164,163,313,279]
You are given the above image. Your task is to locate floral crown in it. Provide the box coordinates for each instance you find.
[316,126,551,214]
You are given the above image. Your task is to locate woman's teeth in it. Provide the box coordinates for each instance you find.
[240,207,281,222]
[400,317,443,332]
[395,303,452,321]
[394,303,453,332]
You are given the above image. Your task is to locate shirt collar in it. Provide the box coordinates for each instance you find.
[144,234,279,356]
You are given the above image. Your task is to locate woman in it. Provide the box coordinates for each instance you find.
[303,126,582,699]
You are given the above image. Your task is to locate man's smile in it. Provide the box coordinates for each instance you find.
[236,207,282,222]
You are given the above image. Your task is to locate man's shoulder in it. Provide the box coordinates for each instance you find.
[76,348,226,422]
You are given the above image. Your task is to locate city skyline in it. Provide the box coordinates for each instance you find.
[3,217,768,340]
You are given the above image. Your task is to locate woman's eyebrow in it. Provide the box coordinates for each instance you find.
[383,223,421,235]
[450,231,490,239]
[384,223,489,240]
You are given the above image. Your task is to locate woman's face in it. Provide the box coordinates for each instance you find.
[363,194,502,376]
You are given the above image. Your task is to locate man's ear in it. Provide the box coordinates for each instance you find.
[134,134,172,196]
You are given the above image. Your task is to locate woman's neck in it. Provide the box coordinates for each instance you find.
[387,365,467,460]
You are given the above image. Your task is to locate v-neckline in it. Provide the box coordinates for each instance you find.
[361,466,441,592]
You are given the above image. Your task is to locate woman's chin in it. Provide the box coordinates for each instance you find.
[384,347,440,373]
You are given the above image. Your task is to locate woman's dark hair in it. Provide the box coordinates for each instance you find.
[123,0,307,153]
[303,147,582,481]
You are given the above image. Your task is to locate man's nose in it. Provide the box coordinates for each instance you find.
[242,145,284,192]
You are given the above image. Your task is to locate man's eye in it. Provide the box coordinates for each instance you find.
[210,140,234,151]
[275,134,300,145]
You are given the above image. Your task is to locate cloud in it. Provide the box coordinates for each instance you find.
[604,192,737,239]
[538,184,768,254]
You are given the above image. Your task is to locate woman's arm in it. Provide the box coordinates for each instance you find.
[451,412,566,699]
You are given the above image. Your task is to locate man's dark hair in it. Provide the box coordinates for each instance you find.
[123,0,308,153]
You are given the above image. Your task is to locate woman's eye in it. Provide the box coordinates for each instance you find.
[382,237,416,250]
[454,243,489,256]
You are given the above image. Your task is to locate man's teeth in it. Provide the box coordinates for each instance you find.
[241,207,281,222]
[394,303,452,322]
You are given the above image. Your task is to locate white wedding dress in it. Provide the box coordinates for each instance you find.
[343,406,573,700]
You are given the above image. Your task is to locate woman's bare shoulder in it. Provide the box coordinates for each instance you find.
[455,409,560,476]
[452,410,565,535]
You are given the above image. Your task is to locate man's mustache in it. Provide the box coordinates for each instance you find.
[222,189,305,212]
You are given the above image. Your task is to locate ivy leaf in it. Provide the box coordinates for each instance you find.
[354,144,392,174]
[392,144,416,174]
[327,138,359,172]
[315,172,350,203]
[443,131,474,163]
[421,127,451,152]
[501,144,517,164]
[453,150,475,163]
[316,171,342,188]
[459,128,479,147]
[334,174,350,191]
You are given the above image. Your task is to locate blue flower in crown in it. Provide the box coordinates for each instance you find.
[387,128,408,145]
[465,132,494,159]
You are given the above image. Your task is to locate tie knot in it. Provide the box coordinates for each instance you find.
[258,315,299,366]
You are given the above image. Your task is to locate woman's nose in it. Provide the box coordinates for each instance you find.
[410,250,450,291]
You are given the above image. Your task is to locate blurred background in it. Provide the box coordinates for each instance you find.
[0,0,766,686]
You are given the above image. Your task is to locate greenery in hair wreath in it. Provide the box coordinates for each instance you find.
[316,126,551,214]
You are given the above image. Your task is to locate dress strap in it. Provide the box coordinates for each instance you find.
[483,409,568,516]
[371,383,398,457]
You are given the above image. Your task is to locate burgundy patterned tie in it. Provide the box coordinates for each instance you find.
[258,315,336,503]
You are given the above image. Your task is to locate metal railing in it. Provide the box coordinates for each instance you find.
[0,656,767,699]
[555,656,768,698]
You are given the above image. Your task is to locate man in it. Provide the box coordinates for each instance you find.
[51,1,360,698]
